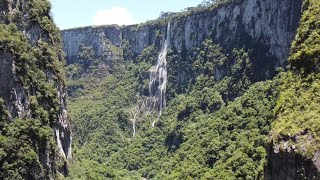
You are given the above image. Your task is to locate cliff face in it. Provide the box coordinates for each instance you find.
[0,0,71,178]
[62,0,302,68]
[265,145,320,180]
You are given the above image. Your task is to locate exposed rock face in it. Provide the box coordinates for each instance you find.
[171,0,302,66]
[62,26,122,64]
[62,0,302,70]
[266,130,320,180]
[0,52,28,119]
[265,148,320,180]
[55,83,72,162]
[0,0,71,178]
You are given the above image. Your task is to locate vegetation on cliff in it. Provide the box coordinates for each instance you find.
[271,0,320,159]
[0,0,68,179]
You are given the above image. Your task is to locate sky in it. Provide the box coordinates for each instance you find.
[50,0,203,30]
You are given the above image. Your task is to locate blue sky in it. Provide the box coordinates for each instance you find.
[50,0,203,30]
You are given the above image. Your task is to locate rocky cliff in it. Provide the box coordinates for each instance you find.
[62,0,302,69]
[265,146,320,180]
[0,0,71,179]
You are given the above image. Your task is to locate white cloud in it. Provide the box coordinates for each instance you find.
[93,6,137,26]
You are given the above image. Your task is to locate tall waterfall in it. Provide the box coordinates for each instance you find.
[132,109,138,137]
[148,23,170,128]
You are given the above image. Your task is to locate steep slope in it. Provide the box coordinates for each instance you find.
[266,0,320,179]
[0,0,71,179]
[60,0,320,179]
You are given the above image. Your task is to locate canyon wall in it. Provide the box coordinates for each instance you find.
[0,0,71,178]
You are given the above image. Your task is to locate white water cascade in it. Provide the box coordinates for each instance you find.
[148,23,171,128]
[131,107,139,137]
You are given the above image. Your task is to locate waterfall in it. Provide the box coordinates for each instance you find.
[148,23,170,128]
[132,109,138,137]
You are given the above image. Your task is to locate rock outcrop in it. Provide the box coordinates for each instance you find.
[0,0,71,178]
[265,147,320,180]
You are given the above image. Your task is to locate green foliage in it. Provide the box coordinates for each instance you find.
[167,39,253,101]
[138,0,244,28]
[136,45,158,94]
[77,44,96,68]
[0,119,54,180]
[271,0,320,159]
[272,72,320,157]
[289,0,320,72]
[65,41,156,178]
[28,0,51,20]
[66,37,278,179]
[28,0,62,43]
[104,80,276,179]
[0,98,9,130]
[192,39,228,78]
